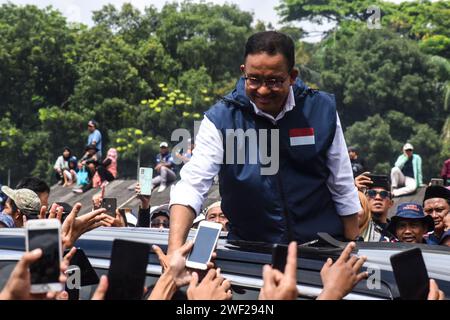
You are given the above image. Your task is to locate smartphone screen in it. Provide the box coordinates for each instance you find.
[105,239,150,300]
[272,244,289,272]
[139,167,153,196]
[390,248,430,300]
[28,228,61,285]
[187,225,221,266]
[102,198,117,217]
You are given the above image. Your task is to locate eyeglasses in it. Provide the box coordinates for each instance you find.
[151,220,169,228]
[243,74,288,91]
[366,189,391,199]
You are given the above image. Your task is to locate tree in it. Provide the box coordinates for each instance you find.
[0,4,78,129]
[318,28,447,129]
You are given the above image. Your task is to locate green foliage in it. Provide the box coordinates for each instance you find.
[319,29,446,129]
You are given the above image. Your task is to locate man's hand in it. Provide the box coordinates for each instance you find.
[317,242,368,300]
[61,203,107,249]
[100,210,126,228]
[259,241,299,300]
[428,279,445,300]
[153,242,193,288]
[36,203,64,222]
[135,183,151,209]
[354,172,372,191]
[187,268,232,300]
[0,247,76,300]
[91,275,109,300]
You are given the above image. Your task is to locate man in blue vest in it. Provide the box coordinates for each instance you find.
[168,31,360,251]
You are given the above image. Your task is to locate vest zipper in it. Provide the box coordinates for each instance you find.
[272,121,293,243]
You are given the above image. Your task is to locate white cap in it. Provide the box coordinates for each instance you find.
[403,143,414,151]
[159,142,169,148]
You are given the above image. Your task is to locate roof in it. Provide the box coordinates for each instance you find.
[48,179,222,215]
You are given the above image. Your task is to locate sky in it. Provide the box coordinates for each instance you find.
[0,0,425,42]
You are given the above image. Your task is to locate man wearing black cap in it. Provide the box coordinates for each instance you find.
[348,146,366,177]
[423,185,450,245]
[387,202,434,244]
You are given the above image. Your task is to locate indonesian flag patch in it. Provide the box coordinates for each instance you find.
[289,128,315,146]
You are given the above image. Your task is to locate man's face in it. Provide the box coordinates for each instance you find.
[38,192,49,208]
[395,219,427,243]
[160,147,169,156]
[63,150,70,158]
[3,198,15,215]
[240,53,298,116]
[366,188,393,220]
[424,198,449,234]
[445,213,450,231]
[206,207,228,231]
[348,151,357,160]
[405,149,413,158]
[87,123,95,133]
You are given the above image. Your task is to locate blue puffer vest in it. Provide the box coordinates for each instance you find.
[205,77,342,244]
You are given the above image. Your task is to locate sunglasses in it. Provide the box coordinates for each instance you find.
[151,220,169,228]
[366,189,391,199]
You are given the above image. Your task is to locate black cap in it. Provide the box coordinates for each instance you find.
[85,144,99,152]
[423,185,450,204]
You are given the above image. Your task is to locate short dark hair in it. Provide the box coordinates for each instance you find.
[16,177,50,195]
[244,31,295,71]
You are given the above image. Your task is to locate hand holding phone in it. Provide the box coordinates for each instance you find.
[390,248,429,300]
[186,221,222,270]
[101,198,117,217]
[26,219,63,293]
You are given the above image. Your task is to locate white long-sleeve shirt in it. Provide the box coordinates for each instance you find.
[170,87,361,217]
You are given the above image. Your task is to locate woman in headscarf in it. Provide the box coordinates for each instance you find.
[96,148,118,188]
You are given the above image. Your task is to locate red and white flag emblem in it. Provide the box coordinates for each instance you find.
[289,128,315,146]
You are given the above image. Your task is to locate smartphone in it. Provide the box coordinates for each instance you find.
[272,244,289,272]
[367,174,389,186]
[26,219,63,293]
[430,178,444,186]
[63,248,99,287]
[390,248,430,300]
[105,239,150,300]
[102,198,117,217]
[186,221,222,270]
[139,167,153,196]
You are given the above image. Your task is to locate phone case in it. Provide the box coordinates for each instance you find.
[139,167,153,196]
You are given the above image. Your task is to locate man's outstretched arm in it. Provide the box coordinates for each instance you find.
[168,205,196,254]
[168,116,223,253]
